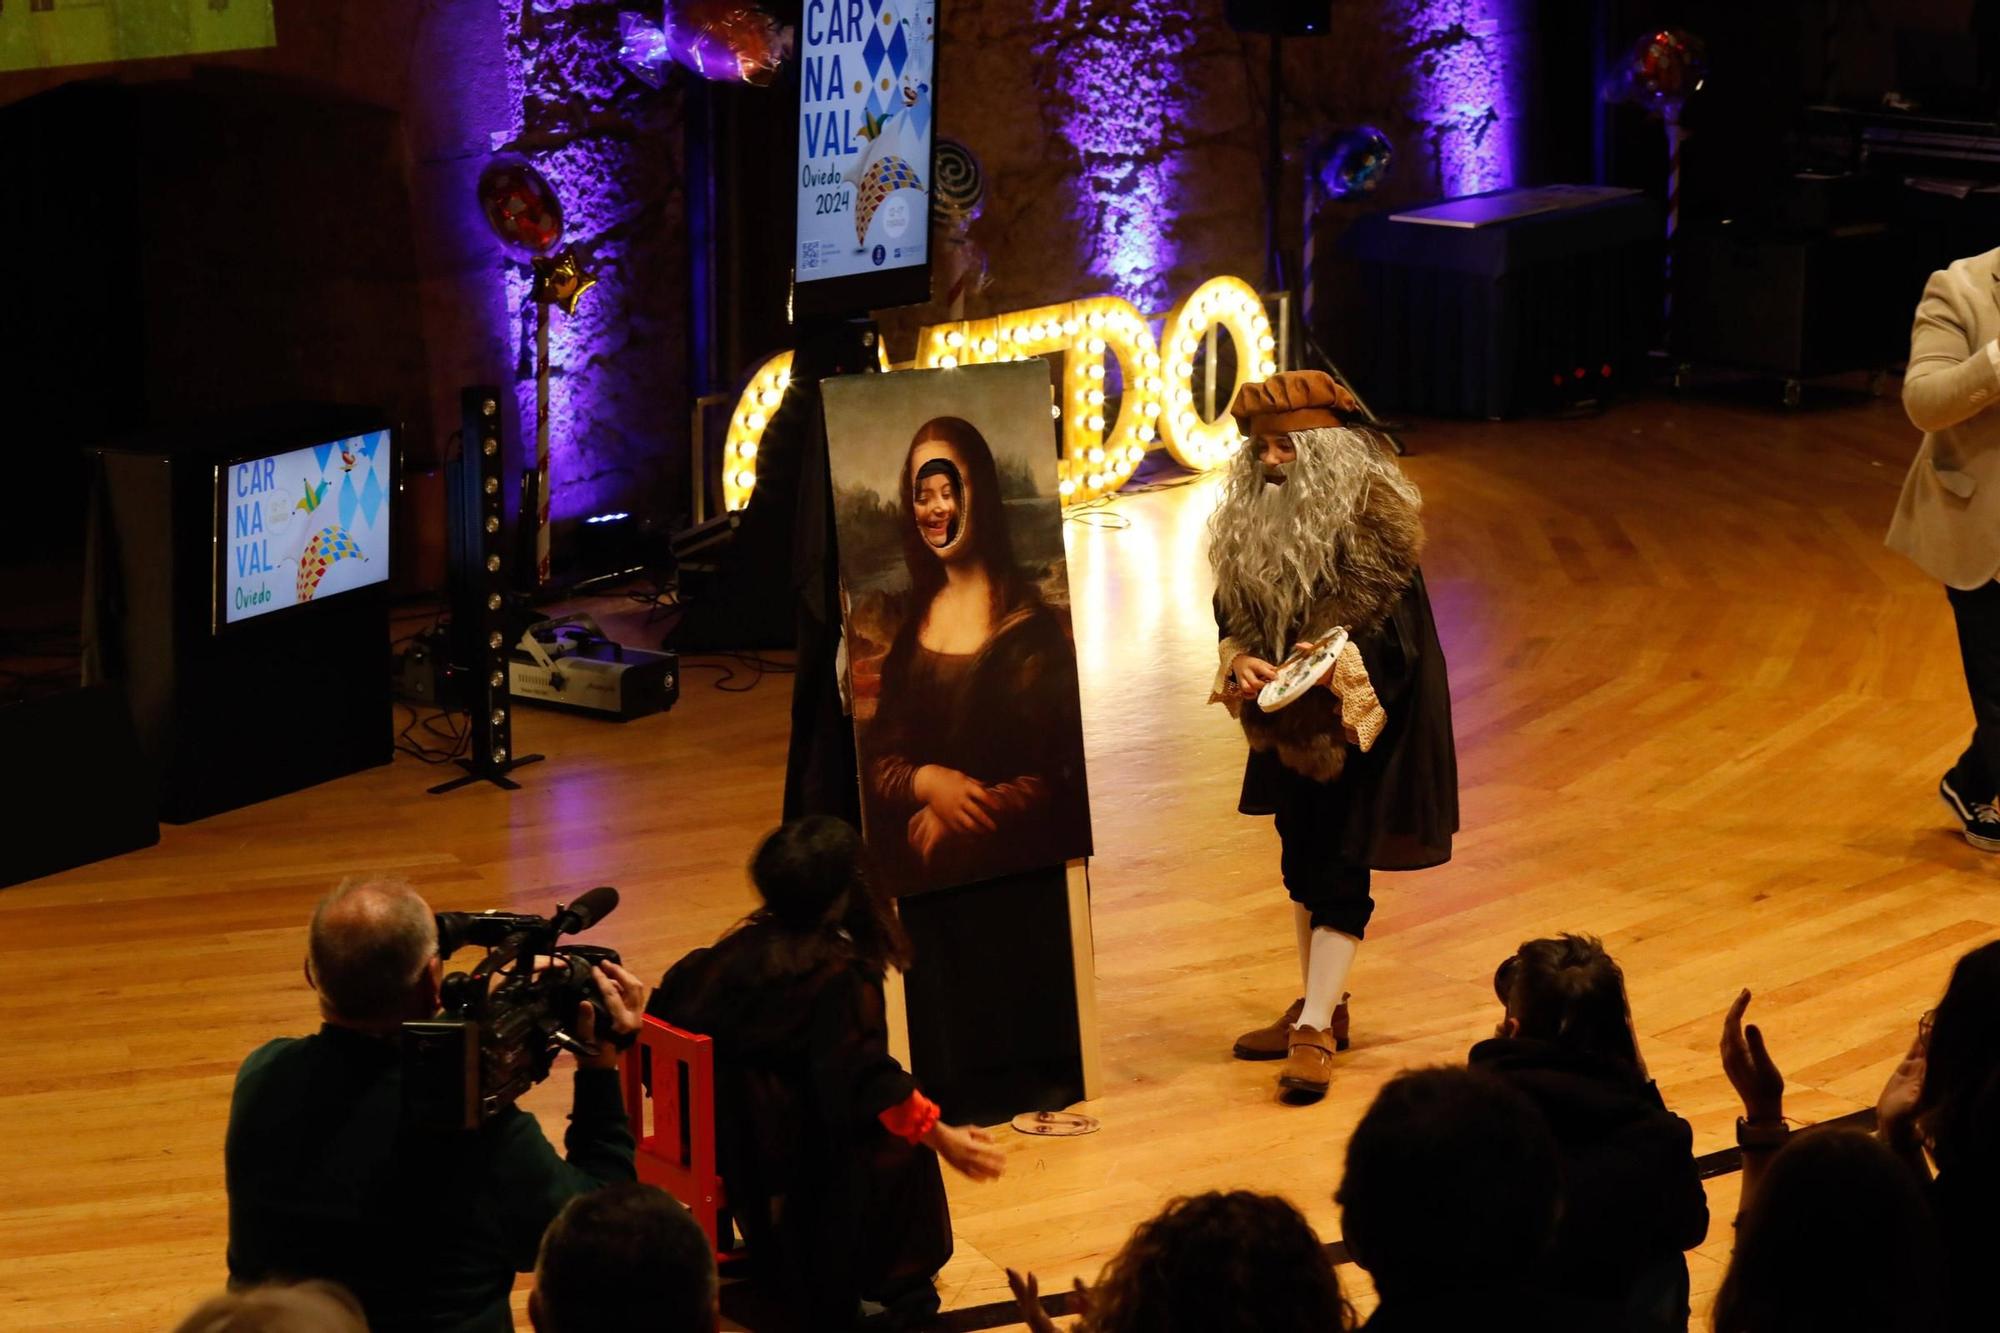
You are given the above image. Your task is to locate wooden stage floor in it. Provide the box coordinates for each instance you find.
[6,384,1996,1330]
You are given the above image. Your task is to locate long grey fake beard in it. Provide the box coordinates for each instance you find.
[1206,426,1421,657]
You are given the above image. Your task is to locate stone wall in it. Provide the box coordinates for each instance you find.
[0,0,689,536]
[3,0,1535,533]
[881,0,1534,353]
[498,2,689,528]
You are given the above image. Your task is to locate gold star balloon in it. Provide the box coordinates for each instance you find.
[531,247,598,315]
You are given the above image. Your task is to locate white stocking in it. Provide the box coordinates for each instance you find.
[1300,928,1359,1031]
[1293,901,1313,993]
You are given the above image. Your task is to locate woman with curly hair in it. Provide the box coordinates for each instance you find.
[1007,1190,1353,1333]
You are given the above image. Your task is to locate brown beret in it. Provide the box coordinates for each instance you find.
[1229,369,1361,437]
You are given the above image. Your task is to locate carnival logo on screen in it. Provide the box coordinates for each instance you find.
[795,0,935,283]
[224,430,391,624]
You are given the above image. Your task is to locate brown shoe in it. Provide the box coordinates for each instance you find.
[1232,998,1304,1060]
[1278,1025,1339,1097]
[1234,995,1353,1060]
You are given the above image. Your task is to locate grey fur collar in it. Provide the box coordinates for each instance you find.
[1223,480,1423,782]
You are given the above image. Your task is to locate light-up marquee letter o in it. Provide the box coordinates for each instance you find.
[1155,276,1277,471]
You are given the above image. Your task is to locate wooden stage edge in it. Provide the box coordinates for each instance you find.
[5,384,1997,1331]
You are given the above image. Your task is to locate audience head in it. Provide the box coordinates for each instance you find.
[1916,938,2000,1174]
[306,876,440,1030]
[529,1183,719,1333]
[1711,1128,1941,1333]
[173,1281,367,1333]
[1494,932,1641,1070]
[1080,1190,1351,1333]
[1336,1066,1559,1300]
[748,816,910,973]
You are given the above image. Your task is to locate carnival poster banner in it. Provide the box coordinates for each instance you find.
[0,0,274,73]
[822,361,1094,895]
[795,0,936,284]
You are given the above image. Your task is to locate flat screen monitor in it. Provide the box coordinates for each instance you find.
[214,427,393,629]
[792,0,937,320]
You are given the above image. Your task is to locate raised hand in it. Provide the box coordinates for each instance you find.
[1006,1269,1060,1333]
[1006,1268,1088,1333]
[1876,1017,1930,1151]
[1721,988,1784,1123]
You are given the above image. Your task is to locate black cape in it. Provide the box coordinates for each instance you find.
[651,927,951,1329]
[1224,567,1458,870]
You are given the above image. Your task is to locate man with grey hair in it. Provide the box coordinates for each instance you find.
[225,876,648,1332]
[1208,370,1458,1102]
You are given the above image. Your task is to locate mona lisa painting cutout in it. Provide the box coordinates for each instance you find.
[822,360,1094,896]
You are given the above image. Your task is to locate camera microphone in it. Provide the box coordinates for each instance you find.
[552,886,619,937]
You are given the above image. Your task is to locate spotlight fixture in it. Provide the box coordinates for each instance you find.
[431,386,543,794]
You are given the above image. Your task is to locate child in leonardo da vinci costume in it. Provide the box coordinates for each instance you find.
[1209,370,1459,1101]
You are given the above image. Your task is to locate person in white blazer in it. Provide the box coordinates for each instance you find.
[1889,246,2000,849]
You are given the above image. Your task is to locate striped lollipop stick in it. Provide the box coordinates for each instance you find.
[1664,107,1683,331]
[535,297,552,586]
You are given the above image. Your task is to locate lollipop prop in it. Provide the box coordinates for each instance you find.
[1311,126,1394,202]
[663,0,795,85]
[616,13,676,88]
[931,137,987,318]
[477,158,564,259]
[1303,126,1392,335]
[1607,29,1707,327]
[475,156,597,587]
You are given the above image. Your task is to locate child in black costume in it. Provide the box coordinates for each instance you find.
[651,817,1004,1329]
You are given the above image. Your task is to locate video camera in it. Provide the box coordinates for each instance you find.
[402,886,624,1130]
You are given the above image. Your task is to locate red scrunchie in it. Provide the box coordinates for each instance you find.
[877,1090,941,1144]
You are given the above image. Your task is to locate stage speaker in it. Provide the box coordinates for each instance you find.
[1,685,159,889]
[436,387,539,791]
[1225,0,1332,35]
[1673,224,1911,380]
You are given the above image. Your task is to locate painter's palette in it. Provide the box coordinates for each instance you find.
[1257,628,1350,712]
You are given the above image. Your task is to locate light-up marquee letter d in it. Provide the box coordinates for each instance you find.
[916,295,1160,505]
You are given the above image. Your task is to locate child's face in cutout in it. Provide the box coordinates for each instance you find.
[916,471,958,548]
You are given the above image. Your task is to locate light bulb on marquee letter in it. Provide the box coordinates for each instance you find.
[721,351,793,513]
[913,292,1161,507]
[718,340,892,512]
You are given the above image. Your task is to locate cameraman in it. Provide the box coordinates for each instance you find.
[225,876,647,1333]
